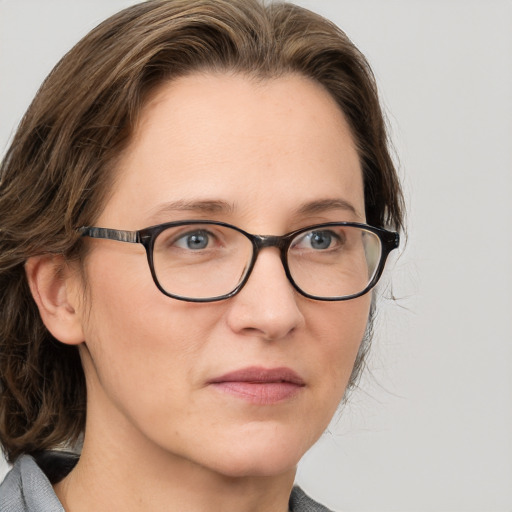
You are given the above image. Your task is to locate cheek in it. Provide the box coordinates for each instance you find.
[78,250,222,407]
[307,294,371,399]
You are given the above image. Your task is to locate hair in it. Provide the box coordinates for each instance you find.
[0,0,404,462]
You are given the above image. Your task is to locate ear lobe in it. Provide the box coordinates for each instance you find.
[25,255,85,346]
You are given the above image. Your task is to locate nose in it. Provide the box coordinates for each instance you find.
[225,247,305,341]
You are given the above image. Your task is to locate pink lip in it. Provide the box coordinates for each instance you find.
[208,366,305,404]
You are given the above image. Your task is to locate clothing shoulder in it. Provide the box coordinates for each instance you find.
[0,454,67,512]
[290,486,335,512]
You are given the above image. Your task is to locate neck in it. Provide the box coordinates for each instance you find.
[54,418,295,512]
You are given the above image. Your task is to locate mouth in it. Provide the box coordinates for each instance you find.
[208,366,305,404]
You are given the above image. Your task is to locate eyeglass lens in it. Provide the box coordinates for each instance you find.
[151,223,382,300]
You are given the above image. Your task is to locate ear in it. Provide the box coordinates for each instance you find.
[25,255,85,346]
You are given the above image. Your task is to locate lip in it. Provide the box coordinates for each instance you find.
[208,366,305,405]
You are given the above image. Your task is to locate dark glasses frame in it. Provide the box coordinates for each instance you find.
[79,221,399,302]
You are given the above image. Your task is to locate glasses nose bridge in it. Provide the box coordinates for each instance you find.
[243,234,292,292]
[252,234,289,257]
[249,233,291,274]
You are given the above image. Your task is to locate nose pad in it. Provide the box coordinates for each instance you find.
[225,248,305,340]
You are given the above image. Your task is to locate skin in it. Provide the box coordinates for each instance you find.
[27,72,371,512]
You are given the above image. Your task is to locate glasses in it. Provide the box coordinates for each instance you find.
[79,221,399,302]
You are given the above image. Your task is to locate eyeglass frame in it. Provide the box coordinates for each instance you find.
[78,220,399,303]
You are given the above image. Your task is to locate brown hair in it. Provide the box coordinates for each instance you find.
[0,0,404,462]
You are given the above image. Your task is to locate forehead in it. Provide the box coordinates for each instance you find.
[101,72,364,229]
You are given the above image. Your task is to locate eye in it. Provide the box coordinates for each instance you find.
[308,231,333,250]
[174,230,213,250]
[293,229,343,251]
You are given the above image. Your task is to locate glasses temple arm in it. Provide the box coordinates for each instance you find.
[78,227,140,243]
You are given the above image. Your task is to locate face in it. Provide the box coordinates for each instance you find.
[73,73,371,478]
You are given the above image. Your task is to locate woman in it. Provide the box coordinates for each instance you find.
[0,1,403,510]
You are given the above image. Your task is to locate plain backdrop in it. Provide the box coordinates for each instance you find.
[1,1,511,511]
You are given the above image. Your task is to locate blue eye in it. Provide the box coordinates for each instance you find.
[176,230,211,250]
[290,228,348,253]
[308,231,332,250]
[293,230,339,251]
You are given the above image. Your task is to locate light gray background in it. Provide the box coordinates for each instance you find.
[1,1,511,511]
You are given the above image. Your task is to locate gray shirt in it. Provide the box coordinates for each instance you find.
[0,453,334,511]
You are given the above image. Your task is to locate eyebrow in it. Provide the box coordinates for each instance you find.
[146,197,361,223]
[294,198,361,218]
[147,199,235,221]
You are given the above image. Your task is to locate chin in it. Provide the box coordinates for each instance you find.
[200,430,313,479]
[211,454,300,479]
